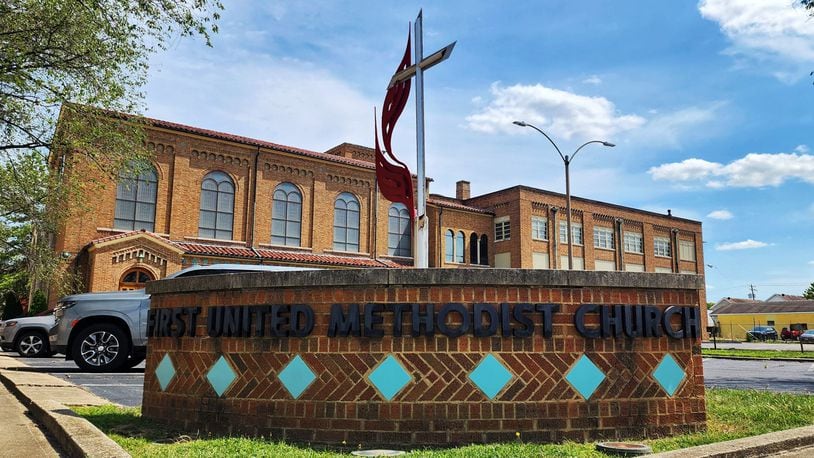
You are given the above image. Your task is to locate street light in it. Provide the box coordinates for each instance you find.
[513,121,615,270]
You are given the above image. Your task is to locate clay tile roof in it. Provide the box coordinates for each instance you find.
[427,197,493,215]
[172,242,257,259]
[89,229,171,245]
[254,248,402,268]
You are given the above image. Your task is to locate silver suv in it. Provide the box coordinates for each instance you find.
[1,313,57,357]
[49,264,313,372]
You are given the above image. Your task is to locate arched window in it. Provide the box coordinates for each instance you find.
[387,203,411,257]
[479,234,489,266]
[198,171,234,240]
[470,233,479,264]
[333,192,360,252]
[118,267,154,291]
[271,182,302,246]
[445,229,454,263]
[455,231,465,263]
[114,163,157,231]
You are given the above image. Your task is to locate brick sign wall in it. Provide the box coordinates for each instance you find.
[143,269,706,447]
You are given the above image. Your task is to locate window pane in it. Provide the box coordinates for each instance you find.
[138,180,157,203]
[271,219,285,237]
[117,180,137,200]
[135,202,154,222]
[445,231,454,262]
[199,227,215,238]
[335,209,347,227]
[115,200,135,220]
[334,227,346,244]
[200,189,217,211]
[114,218,134,231]
[347,210,360,228]
[286,221,300,239]
[287,202,301,220]
[273,200,286,218]
[216,212,233,232]
[217,192,234,212]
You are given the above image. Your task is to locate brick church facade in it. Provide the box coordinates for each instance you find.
[53,112,706,309]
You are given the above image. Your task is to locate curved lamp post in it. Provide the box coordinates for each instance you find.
[513,121,615,270]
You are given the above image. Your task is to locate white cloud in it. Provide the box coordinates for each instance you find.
[648,150,814,188]
[699,0,814,81]
[715,239,770,251]
[795,144,810,153]
[707,209,734,220]
[465,82,645,139]
[582,75,602,85]
[626,103,725,149]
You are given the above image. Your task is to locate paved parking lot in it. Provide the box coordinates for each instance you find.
[3,351,812,408]
[5,353,144,407]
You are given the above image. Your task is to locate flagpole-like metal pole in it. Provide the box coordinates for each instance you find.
[414,10,429,268]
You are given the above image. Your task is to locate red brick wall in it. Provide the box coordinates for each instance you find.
[143,270,706,447]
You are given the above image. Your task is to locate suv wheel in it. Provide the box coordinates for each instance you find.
[72,324,131,372]
[16,331,49,357]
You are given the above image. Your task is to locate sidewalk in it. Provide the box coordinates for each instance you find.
[0,379,62,457]
[0,353,128,457]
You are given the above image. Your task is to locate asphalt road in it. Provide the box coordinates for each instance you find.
[7,353,145,407]
[3,352,812,408]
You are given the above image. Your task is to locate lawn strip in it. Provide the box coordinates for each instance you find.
[74,388,814,458]
[702,348,814,359]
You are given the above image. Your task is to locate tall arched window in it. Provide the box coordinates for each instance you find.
[445,229,454,263]
[470,233,479,264]
[271,182,302,246]
[118,267,154,291]
[114,163,157,231]
[479,234,489,266]
[333,192,360,252]
[388,203,411,257]
[198,171,234,240]
[455,231,465,263]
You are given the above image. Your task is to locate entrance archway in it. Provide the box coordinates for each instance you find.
[119,267,154,290]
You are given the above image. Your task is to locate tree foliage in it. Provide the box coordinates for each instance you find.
[804,282,814,300]
[0,1,222,297]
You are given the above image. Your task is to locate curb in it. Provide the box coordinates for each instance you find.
[701,355,814,363]
[648,424,814,457]
[0,370,130,457]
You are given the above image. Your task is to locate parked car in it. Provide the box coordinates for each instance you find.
[780,327,802,341]
[50,264,313,372]
[800,330,814,344]
[1,311,56,357]
[746,326,778,341]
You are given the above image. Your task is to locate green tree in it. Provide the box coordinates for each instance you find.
[803,282,814,300]
[28,290,47,315]
[0,1,222,297]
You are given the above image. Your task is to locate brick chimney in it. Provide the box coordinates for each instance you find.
[456,180,470,200]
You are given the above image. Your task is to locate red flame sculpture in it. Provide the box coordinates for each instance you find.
[375,30,416,219]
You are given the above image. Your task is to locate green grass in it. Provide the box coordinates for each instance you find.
[75,388,814,458]
[702,348,813,359]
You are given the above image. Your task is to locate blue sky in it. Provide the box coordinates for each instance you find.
[143,0,814,301]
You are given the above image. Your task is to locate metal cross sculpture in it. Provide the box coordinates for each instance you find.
[375,10,455,268]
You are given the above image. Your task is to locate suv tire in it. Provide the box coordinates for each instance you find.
[16,331,49,357]
[72,323,131,372]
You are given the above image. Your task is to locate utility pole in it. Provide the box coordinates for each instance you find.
[748,284,757,300]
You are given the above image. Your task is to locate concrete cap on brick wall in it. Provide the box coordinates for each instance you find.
[146,268,704,295]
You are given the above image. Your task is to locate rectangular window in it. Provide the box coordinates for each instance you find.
[767,320,775,326]
[558,221,583,245]
[559,255,585,270]
[495,217,510,241]
[593,227,614,250]
[531,216,548,240]
[679,240,696,261]
[494,252,511,268]
[624,232,643,254]
[654,237,671,257]
[625,263,644,272]
[594,259,616,271]
[655,266,673,273]
[532,252,549,269]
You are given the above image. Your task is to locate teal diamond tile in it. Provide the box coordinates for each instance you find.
[155,353,176,391]
[565,354,606,400]
[206,355,237,397]
[652,354,686,397]
[468,354,514,400]
[278,355,316,399]
[367,355,412,401]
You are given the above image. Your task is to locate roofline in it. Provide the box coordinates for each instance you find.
[64,104,376,171]
[466,185,702,225]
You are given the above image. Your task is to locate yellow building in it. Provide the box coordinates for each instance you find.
[710,298,814,340]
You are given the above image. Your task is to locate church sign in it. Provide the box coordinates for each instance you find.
[143,269,706,447]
